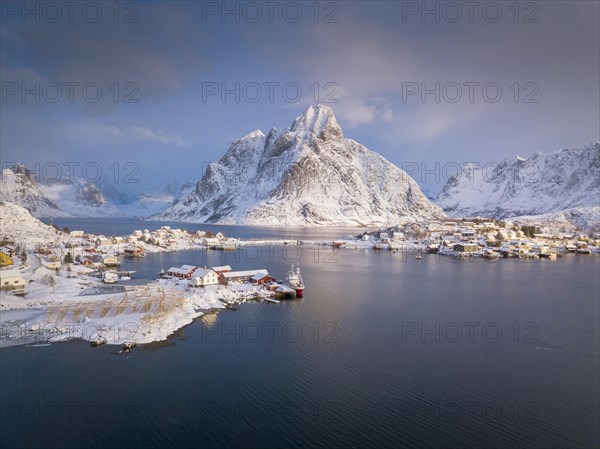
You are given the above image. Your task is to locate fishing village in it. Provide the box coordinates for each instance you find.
[0,218,598,349]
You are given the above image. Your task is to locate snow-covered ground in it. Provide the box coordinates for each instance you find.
[0,201,63,245]
[0,255,269,347]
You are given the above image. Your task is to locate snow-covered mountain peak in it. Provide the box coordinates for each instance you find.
[154,106,444,226]
[10,163,35,181]
[238,129,265,142]
[290,104,343,142]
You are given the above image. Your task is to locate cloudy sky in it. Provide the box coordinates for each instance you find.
[1,1,598,196]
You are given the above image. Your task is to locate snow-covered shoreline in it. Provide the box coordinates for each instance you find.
[0,256,272,347]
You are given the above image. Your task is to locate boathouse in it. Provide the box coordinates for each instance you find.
[251,272,276,285]
[219,269,270,285]
[211,265,232,275]
[453,243,479,253]
[167,264,198,279]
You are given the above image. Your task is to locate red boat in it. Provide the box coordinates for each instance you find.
[285,266,305,297]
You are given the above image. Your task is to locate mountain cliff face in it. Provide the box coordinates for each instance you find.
[0,165,65,217]
[436,143,600,219]
[74,182,106,207]
[154,105,445,226]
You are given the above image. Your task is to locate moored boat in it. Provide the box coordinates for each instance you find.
[576,242,592,254]
[90,337,107,347]
[122,341,136,351]
[285,265,305,297]
[483,249,500,259]
[102,271,119,284]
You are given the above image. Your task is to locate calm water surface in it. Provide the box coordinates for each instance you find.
[2,220,599,448]
[40,217,366,241]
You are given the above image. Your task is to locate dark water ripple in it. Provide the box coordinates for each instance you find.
[1,235,598,448]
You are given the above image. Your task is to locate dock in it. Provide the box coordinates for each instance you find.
[274,284,297,299]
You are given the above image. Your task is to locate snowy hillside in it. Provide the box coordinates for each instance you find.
[0,165,65,218]
[154,104,445,226]
[0,201,62,245]
[437,143,600,220]
[510,207,600,232]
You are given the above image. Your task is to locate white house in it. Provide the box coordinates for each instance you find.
[191,268,219,287]
[70,230,84,237]
[94,236,111,246]
[0,269,25,290]
[202,237,220,246]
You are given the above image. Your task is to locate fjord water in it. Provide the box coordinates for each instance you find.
[2,222,599,448]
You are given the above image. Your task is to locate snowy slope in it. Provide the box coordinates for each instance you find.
[38,177,119,217]
[154,104,445,226]
[0,201,62,245]
[510,207,600,232]
[134,181,194,216]
[0,165,66,218]
[437,143,600,219]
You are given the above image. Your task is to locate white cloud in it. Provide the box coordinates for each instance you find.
[129,126,190,147]
[335,97,395,129]
[64,124,191,148]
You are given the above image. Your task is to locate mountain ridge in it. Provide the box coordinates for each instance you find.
[436,143,600,219]
[153,104,445,226]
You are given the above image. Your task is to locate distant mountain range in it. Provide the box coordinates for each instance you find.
[153,104,445,226]
[436,143,600,229]
[0,164,192,218]
[1,108,598,230]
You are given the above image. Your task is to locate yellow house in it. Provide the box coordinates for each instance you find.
[0,252,13,267]
[46,261,62,270]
